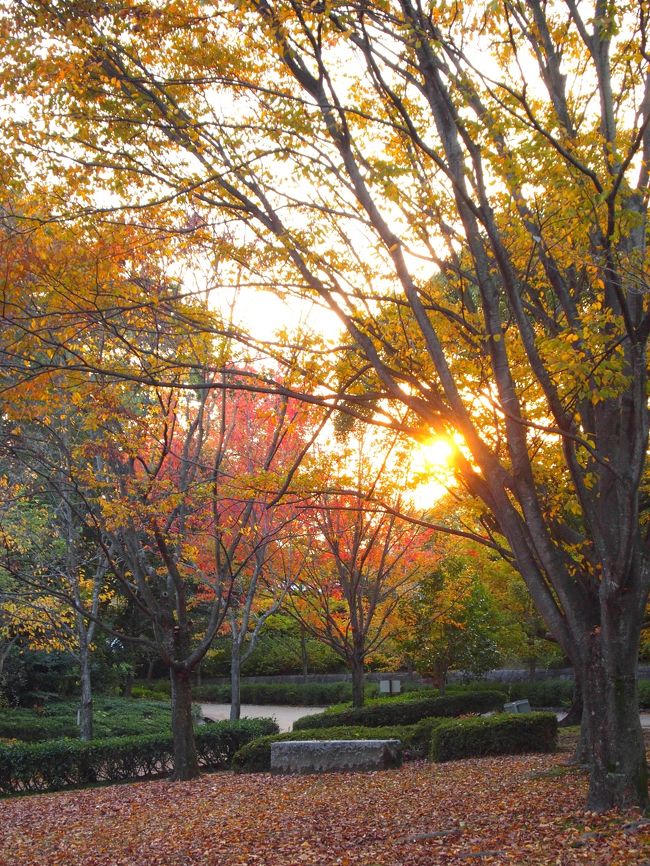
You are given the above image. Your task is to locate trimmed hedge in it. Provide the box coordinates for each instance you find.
[191,681,365,706]
[457,677,650,709]
[232,717,443,773]
[293,690,506,730]
[430,712,558,762]
[0,718,278,795]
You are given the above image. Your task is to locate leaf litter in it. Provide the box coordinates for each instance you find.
[0,751,648,866]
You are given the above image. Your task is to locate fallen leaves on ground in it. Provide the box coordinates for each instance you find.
[1,751,648,866]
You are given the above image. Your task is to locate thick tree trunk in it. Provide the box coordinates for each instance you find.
[230,643,241,722]
[78,641,93,742]
[169,666,199,781]
[351,653,365,708]
[580,628,648,810]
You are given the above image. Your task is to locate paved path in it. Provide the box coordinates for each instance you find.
[556,711,650,728]
[202,704,650,733]
[200,703,326,733]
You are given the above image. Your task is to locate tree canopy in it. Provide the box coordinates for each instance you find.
[0,0,649,809]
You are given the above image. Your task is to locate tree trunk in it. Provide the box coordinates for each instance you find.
[560,677,588,765]
[580,628,648,810]
[122,672,133,698]
[351,653,365,708]
[526,649,537,679]
[300,626,309,681]
[560,677,583,727]
[78,640,93,742]
[230,642,241,722]
[169,666,199,781]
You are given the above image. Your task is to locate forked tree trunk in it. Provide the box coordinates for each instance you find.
[579,618,648,810]
[169,666,199,781]
[351,652,365,708]
[78,640,93,742]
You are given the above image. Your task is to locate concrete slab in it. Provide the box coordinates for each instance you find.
[270,739,402,774]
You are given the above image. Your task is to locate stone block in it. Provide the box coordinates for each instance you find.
[270,739,402,774]
[503,699,531,714]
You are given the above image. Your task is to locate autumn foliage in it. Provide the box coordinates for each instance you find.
[0,741,648,866]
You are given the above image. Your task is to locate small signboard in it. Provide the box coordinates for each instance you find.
[379,679,402,695]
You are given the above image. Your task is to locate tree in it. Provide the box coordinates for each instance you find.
[398,555,502,691]
[0,451,108,739]
[289,432,433,706]
[78,373,323,776]
[199,386,322,721]
[3,0,649,809]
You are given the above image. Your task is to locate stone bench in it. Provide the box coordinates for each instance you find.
[270,739,402,774]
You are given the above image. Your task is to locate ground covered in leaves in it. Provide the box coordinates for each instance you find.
[1,747,649,866]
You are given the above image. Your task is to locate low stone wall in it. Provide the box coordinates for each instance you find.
[270,739,402,774]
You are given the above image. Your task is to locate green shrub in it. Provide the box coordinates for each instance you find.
[448,679,574,707]
[0,718,278,795]
[505,679,574,707]
[232,717,443,773]
[0,698,175,742]
[130,686,169,702]
[192,683,231,702]
[293,690,506,730]
[0,712,78,742]
[457,677,650,709]
[192,681,364,706]
[429,712,558,762]
[132,679,172,696]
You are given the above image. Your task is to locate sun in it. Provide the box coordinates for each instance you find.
[407,436,457,509]
[418,437,455,469]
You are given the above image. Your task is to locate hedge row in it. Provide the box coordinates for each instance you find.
[503,679,574,707]
[232,718,443,773]
[233,712,558,773]
[0,718,278,795]
[430,712,558,762]
[191,681,368,706]
[459,678,650,709]
[293,689,506,730]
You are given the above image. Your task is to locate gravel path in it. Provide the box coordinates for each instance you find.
[200,703,326,732]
